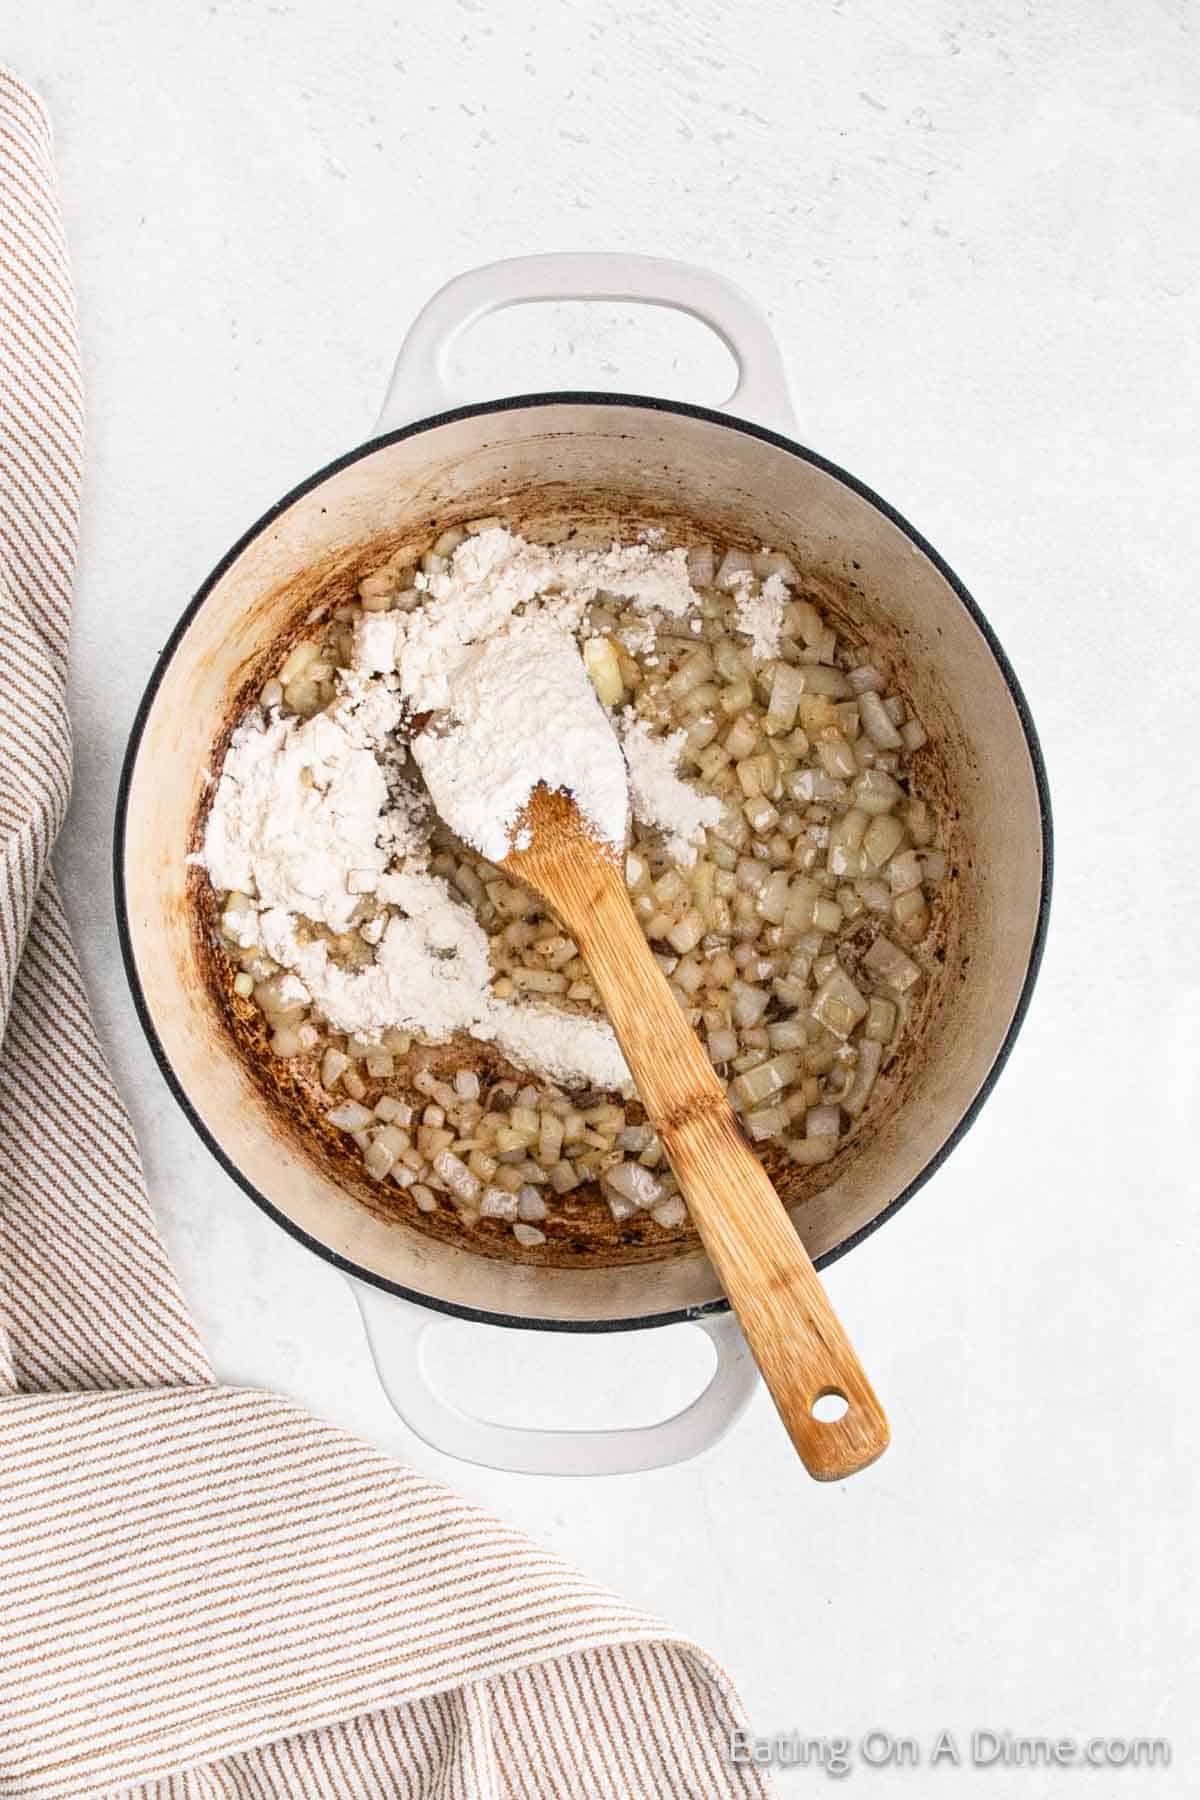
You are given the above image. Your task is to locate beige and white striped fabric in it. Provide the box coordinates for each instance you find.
[0,71,769,1800]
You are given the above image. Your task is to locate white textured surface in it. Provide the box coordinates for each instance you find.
[9,2,1199,1788]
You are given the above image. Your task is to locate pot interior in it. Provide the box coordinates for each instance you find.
[120,399,1046,1326]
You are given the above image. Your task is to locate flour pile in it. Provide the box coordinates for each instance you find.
[202,527,725,1089]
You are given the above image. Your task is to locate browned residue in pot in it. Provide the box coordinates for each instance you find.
[188,495,965,1271]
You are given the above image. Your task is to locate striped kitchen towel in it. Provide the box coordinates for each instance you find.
[0,69,769,1800]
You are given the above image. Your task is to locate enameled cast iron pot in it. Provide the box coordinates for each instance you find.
[116,255,1051,1476]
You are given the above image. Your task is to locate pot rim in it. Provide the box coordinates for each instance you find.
[113,391,1053,1334]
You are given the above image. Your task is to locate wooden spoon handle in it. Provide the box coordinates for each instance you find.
[574,858,889,1481]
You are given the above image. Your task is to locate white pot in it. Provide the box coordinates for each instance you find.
[117,254,1050,1475]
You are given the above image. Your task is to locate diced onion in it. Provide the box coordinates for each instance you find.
[326,1101,374,1132]
[732,981,770,1028]
[481,1187,519,1220]
[862,935,922,993]
[228,523,946,1227]
[716,548,755,589]
[806,1104,841,1138]
[812,968,868,1040]
[583,635,625,706]
[604,1162,663,1209]
[746,1104,789,1141]
[651,1197,688,1228]
[786,1135,836,1166]
[842,1040,883,1117]
[858,689,904,749]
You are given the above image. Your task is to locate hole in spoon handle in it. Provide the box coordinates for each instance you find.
[785,1378,890,1482]
[693,1176,890,1481]
[726,1262,890,1481]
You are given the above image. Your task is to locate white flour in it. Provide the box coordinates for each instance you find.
[411,611,629,861]
[258,873,631,1092]
[202,526,705,1090]
[258,872,493,1041]
[618,618,657,658]
[357,525,698,713]
[487,1003,631,1093]
[619,713,724,867]
[353,525,698,858]
[735,571,787,661]
[202,678,404,931]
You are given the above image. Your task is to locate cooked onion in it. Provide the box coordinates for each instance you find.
[218,525,946,1242]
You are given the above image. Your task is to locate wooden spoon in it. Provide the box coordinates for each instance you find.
[503,787,890,1482]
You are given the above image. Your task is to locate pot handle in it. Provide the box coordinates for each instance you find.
[377,252,796,436]
[351,1280,758,1476]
